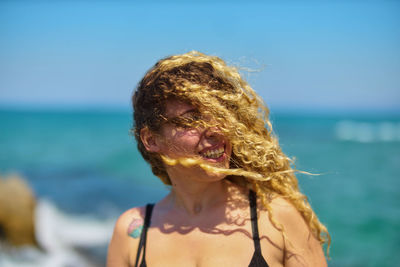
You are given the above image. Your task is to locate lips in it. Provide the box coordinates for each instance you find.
[199,144,226,160]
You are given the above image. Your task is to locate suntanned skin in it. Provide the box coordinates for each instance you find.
[107,100,327,267]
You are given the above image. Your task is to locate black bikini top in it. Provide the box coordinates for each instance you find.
[134,190,269,267]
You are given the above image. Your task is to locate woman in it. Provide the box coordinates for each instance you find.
[107,51,330,267]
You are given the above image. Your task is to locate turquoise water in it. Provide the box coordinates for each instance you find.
[1,109,399,266]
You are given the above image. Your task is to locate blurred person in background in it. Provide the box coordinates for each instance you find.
[107,51,330,267]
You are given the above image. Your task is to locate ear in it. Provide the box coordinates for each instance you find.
[140,127,161,153]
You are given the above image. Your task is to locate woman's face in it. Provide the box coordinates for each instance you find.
[156,99,232,171]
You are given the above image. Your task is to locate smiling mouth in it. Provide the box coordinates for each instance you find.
[199,145,225,159]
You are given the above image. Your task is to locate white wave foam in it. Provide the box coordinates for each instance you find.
[335,120,400,143]
[0,199,115,267]
[0,245,98,267]
[35,199,114,250]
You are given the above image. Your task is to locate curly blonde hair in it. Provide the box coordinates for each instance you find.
[132,51,330,253]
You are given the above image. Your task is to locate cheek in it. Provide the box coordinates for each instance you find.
[158,124,202,155]
[225,140,233,156]
[225,142,233,168]
[162,134,200,155]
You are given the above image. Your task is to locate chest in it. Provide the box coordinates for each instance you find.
[133,217,284,267]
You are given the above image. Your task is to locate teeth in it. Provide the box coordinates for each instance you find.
[201,146,224,159]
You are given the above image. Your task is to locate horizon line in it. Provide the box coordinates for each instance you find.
[1,103,399,118]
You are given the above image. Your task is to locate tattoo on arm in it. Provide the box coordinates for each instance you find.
[127,218,144,238]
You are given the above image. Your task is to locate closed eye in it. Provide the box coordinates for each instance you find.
[181,111,201,120]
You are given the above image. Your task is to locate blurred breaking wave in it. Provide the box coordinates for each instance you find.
[335,120,400,143]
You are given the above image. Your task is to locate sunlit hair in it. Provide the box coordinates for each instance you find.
[132,51,330,253]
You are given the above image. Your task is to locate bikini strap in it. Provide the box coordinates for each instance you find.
[249,190,262,252]
[134,203,154,267]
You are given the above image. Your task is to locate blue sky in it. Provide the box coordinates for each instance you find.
[0,0,399,112]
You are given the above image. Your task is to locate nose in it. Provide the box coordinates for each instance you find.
[203,127,222,141]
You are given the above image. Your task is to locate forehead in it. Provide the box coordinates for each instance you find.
[164,99,195,118]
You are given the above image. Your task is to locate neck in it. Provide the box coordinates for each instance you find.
[168,178,228,216]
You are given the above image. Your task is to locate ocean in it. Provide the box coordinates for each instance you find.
[0,109,399,267]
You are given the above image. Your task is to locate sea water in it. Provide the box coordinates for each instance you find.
[0,109,399,267]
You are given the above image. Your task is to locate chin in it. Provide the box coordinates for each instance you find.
[201,168,228,181]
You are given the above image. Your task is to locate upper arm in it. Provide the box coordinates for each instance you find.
[107,207,144,267]
[270,198,327,267]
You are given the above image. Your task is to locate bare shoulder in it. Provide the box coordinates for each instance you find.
[116,206,146,238]
[268,196,302,223]
[267,196,327,267]
[107,206,146,267]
